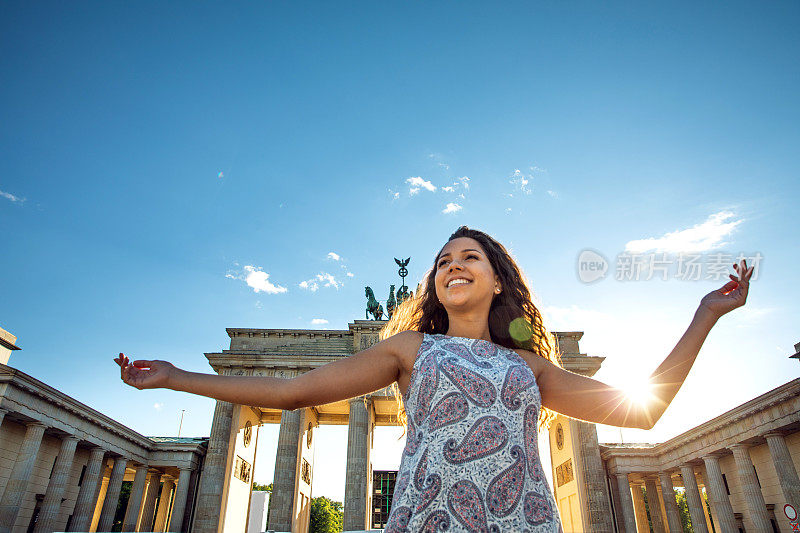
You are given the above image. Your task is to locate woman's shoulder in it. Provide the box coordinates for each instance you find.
[383,330,424,355]
[384,330,425,373]
[511,347,546,380]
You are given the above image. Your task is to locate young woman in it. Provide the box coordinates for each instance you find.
[115,226,753,532]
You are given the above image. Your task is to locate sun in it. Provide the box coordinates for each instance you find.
[621,377,655,406]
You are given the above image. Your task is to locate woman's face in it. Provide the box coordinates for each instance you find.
[434,237,500,310]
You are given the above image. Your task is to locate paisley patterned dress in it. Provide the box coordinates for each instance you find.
[384,333,563,533]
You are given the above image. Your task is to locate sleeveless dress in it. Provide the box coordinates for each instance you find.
[384,333,563,533]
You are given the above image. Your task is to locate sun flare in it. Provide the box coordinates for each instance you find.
[622,379,654,406]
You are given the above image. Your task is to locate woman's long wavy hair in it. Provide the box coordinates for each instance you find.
[381,226,563,432]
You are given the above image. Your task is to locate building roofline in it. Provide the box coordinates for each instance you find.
[600,377,800,454]
[0,364,203,452]
[0,337,20,351]
[0,327,20,351]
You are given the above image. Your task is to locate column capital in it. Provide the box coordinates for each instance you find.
[178,466,194,473]
[62,435,80,443]
[25,421,46,429]
[729,442,750,451]
[348,395,372,406]
[763,430,785,439]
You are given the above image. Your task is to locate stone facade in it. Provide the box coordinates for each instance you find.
[601,378,800,532]
[0,361,206,532]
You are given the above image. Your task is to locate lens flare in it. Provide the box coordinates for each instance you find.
[623,379,654,405]
[509,317,533,343]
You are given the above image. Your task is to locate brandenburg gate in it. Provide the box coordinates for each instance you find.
[190,321,612,533]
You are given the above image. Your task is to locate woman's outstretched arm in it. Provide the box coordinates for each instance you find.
[115,330,421,410]
[525,259,754,430]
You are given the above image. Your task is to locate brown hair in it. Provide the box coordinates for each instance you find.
[381,226,562,431]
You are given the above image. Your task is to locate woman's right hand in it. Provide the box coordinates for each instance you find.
[114,353,176,390]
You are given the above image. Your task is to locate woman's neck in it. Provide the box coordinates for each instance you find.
[445,317,493,342]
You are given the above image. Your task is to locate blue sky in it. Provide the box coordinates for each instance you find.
[2,2,798,501]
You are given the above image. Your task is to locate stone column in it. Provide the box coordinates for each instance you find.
[34,435,80,533]
[193,400,234,533]
[343,396,374,532]
[268,409,302,532]
[679,464,709,533]
[0,421,47,530]
[0,409,7,427]
[91,472,111,532]
[167,468,193,532]
[97,456,129,532]
[658,472,682,533]
[701,454,737,532]
[765,431,800,513]
[69,447,106,532]
[644,477,666,533]
[122,464,149,531]
[138,473,161,533]
[577,421,615,532]
[153,476,175,532]
[730,443,772,531]
[630,484,649,533]
[614,473,637,533]
[180,468,199,532]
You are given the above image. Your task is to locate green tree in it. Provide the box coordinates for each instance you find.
[111,481,132,531]
[309,496,343,533]
[675,489,694,532]
[252,482,272,492]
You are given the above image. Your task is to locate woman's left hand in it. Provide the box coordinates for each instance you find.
[699,259,754,320]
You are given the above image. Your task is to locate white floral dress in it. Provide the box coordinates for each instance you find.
[384,333,563,532]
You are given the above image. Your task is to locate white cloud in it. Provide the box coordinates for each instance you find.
[406,177,436,195]
[346,272,355,277]
[226,265,288,294]
[299,280,318,292]
[442,186,455,192]
[255,300,263,309]
[299,272,342,291]
[457,176,470,190]
[510,169,532,195]
[389,188,400,201]
[243,265,288,294]
[547,190,558,198]
[0,190,25,203]
[625,211,743,254]
[505,208,512,213]
[327,252,341,261]
[153,403,163,411]
[442,203,462,214]
[311,318,329,325]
